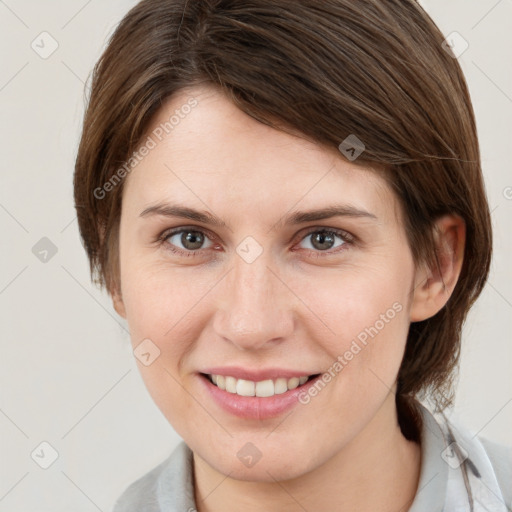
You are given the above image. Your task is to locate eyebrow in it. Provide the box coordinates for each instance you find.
[139,203,378,229]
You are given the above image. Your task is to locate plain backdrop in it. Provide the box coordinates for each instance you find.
[0,1,511,510]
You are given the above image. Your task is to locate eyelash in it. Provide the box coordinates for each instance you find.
[156,226,356,259]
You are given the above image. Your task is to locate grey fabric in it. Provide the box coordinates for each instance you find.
[112,402,511,511]
[407,401,448,512]
[112,443,195,512]
[479,437,512,510]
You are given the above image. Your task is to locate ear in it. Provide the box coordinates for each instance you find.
[409,214,466,322]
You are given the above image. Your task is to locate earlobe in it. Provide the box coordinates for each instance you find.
[110,282,127,319]
[409,215,466,323]
[112,293,127,319]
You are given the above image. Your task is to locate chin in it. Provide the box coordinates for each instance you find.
[214,455,313,483]
[195,437,319,483]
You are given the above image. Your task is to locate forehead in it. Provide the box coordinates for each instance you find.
[122,84,400,227]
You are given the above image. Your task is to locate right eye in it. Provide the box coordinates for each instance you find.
[159,227,216,257]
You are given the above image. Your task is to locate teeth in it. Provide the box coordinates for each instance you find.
[255,379,274,397]
[225,376,237,393]
[209,374,312,397]
[274,378,288,394]
[236,379,255,396]
[288,377,300,390]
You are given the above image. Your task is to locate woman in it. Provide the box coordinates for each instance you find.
[73,1,511,510]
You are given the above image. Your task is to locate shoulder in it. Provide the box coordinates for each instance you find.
[434,406,512,510]
[479,436,512,507]
[409,400,511,512]
[112,442,194,512]
[112,455,171,512]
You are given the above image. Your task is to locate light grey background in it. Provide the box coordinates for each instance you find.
[0,1,511,510]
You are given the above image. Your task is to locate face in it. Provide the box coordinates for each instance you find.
[113,84,420,482]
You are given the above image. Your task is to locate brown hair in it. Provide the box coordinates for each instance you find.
[73,0,492,439]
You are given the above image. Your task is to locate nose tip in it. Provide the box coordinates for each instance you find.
[212,260,294,351]
[219,316,284,351]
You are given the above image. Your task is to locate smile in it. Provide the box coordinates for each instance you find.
[206,373,319,397]
[199,371,323,419]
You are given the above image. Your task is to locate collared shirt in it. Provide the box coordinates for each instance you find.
[112,401,512,511]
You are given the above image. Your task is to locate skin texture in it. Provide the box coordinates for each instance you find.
[112,84,465,512]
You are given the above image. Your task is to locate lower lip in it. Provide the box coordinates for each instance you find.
[199,373,322,420]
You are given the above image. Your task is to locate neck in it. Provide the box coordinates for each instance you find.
[193,393,422,512]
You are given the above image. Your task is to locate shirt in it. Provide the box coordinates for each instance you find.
[112,401,512,511]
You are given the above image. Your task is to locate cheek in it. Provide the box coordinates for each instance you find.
[294,261,412,387]
[121,259,201,339]
[119,264,203,431]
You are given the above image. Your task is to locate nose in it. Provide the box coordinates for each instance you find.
[212,251,295,351]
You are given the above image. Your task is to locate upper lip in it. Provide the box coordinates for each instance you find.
[200,367,320,381]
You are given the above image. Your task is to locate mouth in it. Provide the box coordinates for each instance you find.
[198,370,326,419]
[200,372,321,398]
